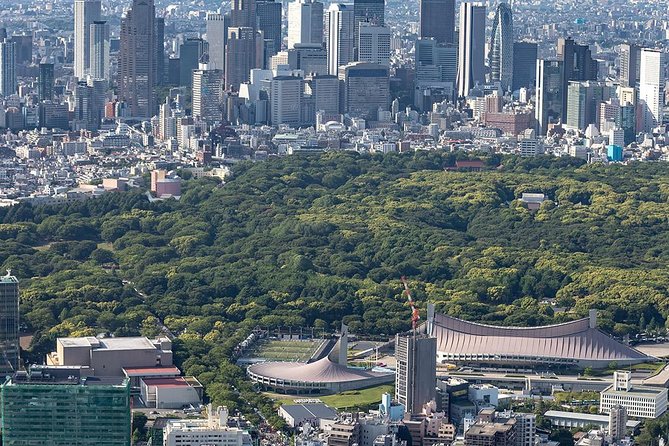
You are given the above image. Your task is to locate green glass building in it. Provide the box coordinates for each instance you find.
[1,366,131,446]
[0,272,19,375]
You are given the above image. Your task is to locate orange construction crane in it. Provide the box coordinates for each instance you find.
[401,276,420,333]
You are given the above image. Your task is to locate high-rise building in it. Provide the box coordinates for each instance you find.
[225,0,261,90]
[557,38,598,121]
[489,3,513,91]
[0,367,131,445]
[206,13,228,71]
[395,334,437,415]
[89,20,110,80]
[38,63,54,101]
[179,38,207,87]
[225,26,259,90]
[287,0,324,49]
[257,0,282,62]
[353,0,384,47]
[456,2,486,98]
[638,48,666,133]
[419,0,455,44]
[155,17,166,85]
[11,35,32,65]
[357,23,391,65]
[609,406,628,442]
[326,3,355,75]
[306,74,340,114]
[619,43,640,88]
[512,42,537,91]
[271,75,304,126]
[72,80,95,131]
[74,0,101,79]
[118,0,157,119]
[416,39,457,83]
[566,81,605,131]
[0,39,16,97]
[192,67,224,121]
[0,272,19,374]
[287,44,328,75]
[535,59,563,135]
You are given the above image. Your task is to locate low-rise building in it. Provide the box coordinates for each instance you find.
[279,402,338,428]
[163,405,253,446]
[600,371,668,419]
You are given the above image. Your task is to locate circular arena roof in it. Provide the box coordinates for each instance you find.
[248,357,390,384]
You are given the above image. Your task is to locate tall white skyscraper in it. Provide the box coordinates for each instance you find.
[89,20,110,80]
[325,3,355,75]
[357,23,391,65]
[0,39,16,97]
[74,0,101,79]
[287,0,324,49]
[206,12,227,71]
[456,2,486,97]
[271,75,304,126]
[638,48,666,133]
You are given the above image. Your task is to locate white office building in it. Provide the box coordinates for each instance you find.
[600,371,668,419]
[164,405,252,446]
[287,0,324,49]
[357,23,391,65]
[74,0,101,79]
[325,3,355,75]
[456,2,486,97]
[271,75,304,126]
[638,48,666,132]
[192,66,224,121]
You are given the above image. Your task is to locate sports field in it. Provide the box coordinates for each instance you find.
[254,339,322,362]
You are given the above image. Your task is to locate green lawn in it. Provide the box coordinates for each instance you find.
[254,339,322,362]
[320,384,394,410]
[267,383,395,411]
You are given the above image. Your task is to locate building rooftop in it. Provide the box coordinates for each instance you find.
[0,272,18,284]
[602,385,667,397]
[281,403,338,421]
[58,336,162,351]
[544,410,641,429]
[122,366,180,377]
[142,377,191,388]
[466,422,515,438]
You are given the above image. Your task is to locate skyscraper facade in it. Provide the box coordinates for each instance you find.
[638,48,666,132]
[271,75,304,126]
[357,23,391,65]
[179,38,207,87]
[395,335,437,416]
[489,3,514,91]
[192,67,224,121]
[535,59,563,135]
[619,43,640,88]
[339,62,390,120]
[256,0,282,61]
[419,0,455,44]
[0,39,16,97]
[457,2,486,97]
[118,0,157,119]
[74,0,101,79]
[512,42,537,91]
[326,3,355,75]
[225,26,259,90]
[206,13,228,71]
[353,0,384,47]
[38,63,54,101]
[89,20,109,80]
[557,37,598,119]
[155,17,166,85]
[566,80,605,131]
[0,272,19,374]
[287,0,324,49]
[1,368,131,445]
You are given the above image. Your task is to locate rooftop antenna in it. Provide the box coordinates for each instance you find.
[401,276,420,338]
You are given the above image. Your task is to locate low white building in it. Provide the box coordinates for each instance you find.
[600,371,668,419]
[163,405,253,446]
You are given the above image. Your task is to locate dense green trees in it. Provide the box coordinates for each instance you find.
[2,152,669,423]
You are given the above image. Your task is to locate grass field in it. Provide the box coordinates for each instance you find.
[253,339,322,362]
[267,383,395,411]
